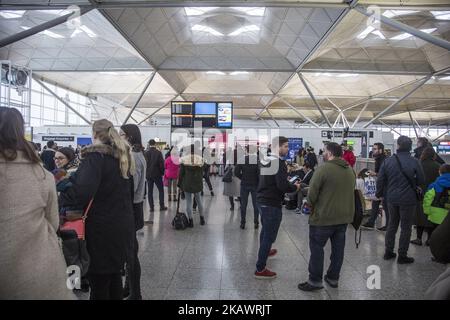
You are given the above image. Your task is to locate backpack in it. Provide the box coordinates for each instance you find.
[172,189,189,230]
[222,166,233,183]
[352,189,364,248]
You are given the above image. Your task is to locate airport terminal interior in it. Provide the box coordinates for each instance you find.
[1,0,450,301]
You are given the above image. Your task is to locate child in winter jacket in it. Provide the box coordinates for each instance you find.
[423,164,450,225]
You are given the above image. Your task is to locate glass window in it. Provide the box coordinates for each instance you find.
[57,111,65,122]
[43,94,55,108]
[30,105,41,118]
[43,107,55,121]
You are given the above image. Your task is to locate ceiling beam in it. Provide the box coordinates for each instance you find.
[122,72,156,125]
[0,7,93,48]
[298,73,332,127]
[279,98,320,129]
[352,101,369,128]
[354,4,450,51]
[33,77,91,125]
[363,67,450,127]
[256,1,357,119]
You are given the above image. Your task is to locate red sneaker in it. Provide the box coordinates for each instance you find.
[268,248,278,258]
[254,268,277,279]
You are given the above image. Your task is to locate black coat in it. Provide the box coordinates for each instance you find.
[59,144,134,275]
[235,155,260,187]
[429,213,450,263]
[145,147,164,178]
[40,149,56,171]
[376,151,425,206]
[414,145,445,164]
[257,157,297,208]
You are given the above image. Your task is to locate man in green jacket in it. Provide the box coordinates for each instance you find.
[298,142,355,291]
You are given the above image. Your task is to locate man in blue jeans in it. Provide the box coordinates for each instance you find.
[298,142,355,291]
[254,136,300,279]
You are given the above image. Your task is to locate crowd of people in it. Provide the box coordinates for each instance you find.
[1,106,449,300]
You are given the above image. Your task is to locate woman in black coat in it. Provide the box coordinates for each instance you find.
[411,147,441,246]
[60,119,135,300]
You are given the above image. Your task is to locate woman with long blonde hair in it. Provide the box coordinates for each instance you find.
[60,119,135,300]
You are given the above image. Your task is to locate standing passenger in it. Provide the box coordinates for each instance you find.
[60,119,135,299]
[120,124,146,300]
[0,107,74,299]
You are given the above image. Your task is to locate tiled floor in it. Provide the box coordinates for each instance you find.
[76,176,448,300]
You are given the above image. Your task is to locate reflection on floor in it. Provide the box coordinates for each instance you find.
[76,176,447,300]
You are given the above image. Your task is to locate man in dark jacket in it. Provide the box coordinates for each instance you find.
[298,142,355,291]
[255,136,300,279]
[144,139,167,214]
[362,142,389,231]
[376,136,425,264]
[40,140,57,171]
[235,144,260,230]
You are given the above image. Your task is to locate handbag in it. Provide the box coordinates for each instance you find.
[172,188,189,230]
[394,154,424,201]
[60,199,93,240]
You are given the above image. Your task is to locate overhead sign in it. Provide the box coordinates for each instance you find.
[321,131,367,138]
[42,135,74,142]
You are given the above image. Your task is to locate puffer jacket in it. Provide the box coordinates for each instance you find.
[423,173,450,225]
[178,154,204,193]
[376,151,425,206]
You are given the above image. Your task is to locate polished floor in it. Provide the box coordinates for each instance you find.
[77,176,447,300]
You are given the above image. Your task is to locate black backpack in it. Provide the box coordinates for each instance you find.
[172,189,189,230]
[352,189,364,248]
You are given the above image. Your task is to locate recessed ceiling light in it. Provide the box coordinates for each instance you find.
[232,7,265,16]
[185,7,217,16]
[192,24,223,36]
[382,10,419,18]
[357,26,375,39]
[206,71,226,75]
[228,25,260,36]
[371,30,386,39]
[390,28,436,40]
[80,25,97,37]
[21,26,65,39]
[336,73,359,78]
[229,71,249,76]
[0,10,25,19]
[430,11,450,20]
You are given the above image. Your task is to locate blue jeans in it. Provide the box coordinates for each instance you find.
[256,205,282,272]
[308,224,347,286]
[147,177,165,209]
[185,192,203,218]
[240,184,259,224]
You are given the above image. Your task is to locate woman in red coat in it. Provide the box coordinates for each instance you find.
[342,143,356,168]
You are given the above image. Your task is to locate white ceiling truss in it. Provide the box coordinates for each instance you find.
[0,0,449,126]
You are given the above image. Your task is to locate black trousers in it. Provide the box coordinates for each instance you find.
[125,235,142,300]
[89,273,123,300]
[124,202,143,300]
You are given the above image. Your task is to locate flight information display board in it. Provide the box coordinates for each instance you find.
[217,102,233,128]
[171,102,193,128]
[170,101,233,128]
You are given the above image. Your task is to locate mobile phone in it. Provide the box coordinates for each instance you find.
[289,175,299,183]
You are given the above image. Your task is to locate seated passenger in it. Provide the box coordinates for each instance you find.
[294,163,314,214]
[423,164,450,263]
